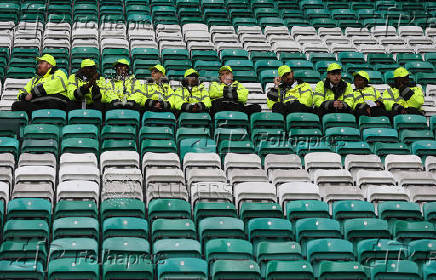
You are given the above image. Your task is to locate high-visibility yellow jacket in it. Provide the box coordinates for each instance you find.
[67,72,105,105]
[209,81,248,104]
[267,82,313,109]
[352,86,382,110]
[173,83,211,111]
[141,81,175,109]
[18,68,69,102]
[99,75,145,105]
[313,80,354,109]
[382,86,424,111]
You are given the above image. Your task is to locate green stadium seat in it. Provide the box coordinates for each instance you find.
[254,60,282,74]
[373,63,400,72]
[285,60,314,71]
[105,109,140,128]
[215,128,249,144]
[177,112,211,128]
[370,260,420,280]
[48,258,99,280]
[54,200,98,219]
[103,259,153,280]
[157,258,207,279]
[7,198,51,221]
[296,218,341,256]
[211,259,261,280]
[255,241,302,277]
[3,220,49,241]
[148,199,191,221]
[378,201,423,221]
[101,139,137,153]
[362,128,399,143]
[344,63,373,73]
[286,113,321,131]
[259,69,278,86]
[359,116,391,131]
[194,202,237,225]
[286,200,330,222]
[180,138,216,160]
[0,111,28,136]
[139,126,174,142]
[332,200,376,221]
[151,219,196,241]
[251,112,284,130]
[400,130,434,144]
[61,138,99,155]
[405,61,435,73]
[335,141,372,157]
[394,114,428,131]
[141,139,177,156]
[191,50,219,61]
[315,61,339,74]
[176,128,210,147]
[205,239,253,269]
[306,238,354,276]
[102,237,150,265]
[409,239,436,266]
[0,260,44,279]
[218,140,255,159]
[199,217,245,245]
[23,124,60,141]
[344,218,390,250]
[131,48,159,60]
[397,53,422,65]
[247,218,292,244]
[255,140,293,161]
[338,51,365,64]
[411,140,436,160]
[100,198,145,220]
[295,141,332,157]
[49,238,98,260]
[373,142,410,157]
[416,73,436,85]
[62,124,99,140]
[21,139,59,157]
[53,217,99,240]
[0,240,47,267]
[365,70,384,84]
[102,217,148,240]
[322,113,357,131]
[424,202,436,223]
[367,53,396,64]
[358,238,410,265]
[325,127,361,142]
[68,109,102,127]
[142,111,176,131]
[0,137,19,159]
[293,70,322,83]
[220,49,249,62]
[288,128,322,141]
[153,239,202,260]
[423,261,436,280]
[393,220,435,243]
[265,260,313,280]
[318,261,366,280]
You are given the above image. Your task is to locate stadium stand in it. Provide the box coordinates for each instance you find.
[1,0,436,279]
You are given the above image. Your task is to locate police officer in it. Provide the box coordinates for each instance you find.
[67,59,105,111]
[313,63,354,118]
[382,67,424,116]
[267,65,313,115]
[12,54,69,117]
[142,64,174,112]
[209,66,261,116]
[173,68,211,113]
[352,70,387,117]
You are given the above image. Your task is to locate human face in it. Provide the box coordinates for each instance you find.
[354,75,366,89]
[327,71,342,85]
[115,64,129,76]
[281,71,294,85]
[151,69,163,82]
[82,66,97,79]
[37,60,52,76]
[186,75,199,87]
[220,71,233,85]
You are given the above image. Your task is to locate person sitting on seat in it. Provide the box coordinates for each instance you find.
[209,66,261,116]
[382,67,424,116]
[12,54,69,117]
[173,68,211,113]
[314,63,354,117]
[99,58,144,112]
[67,59,105,111]
[142,64,174,112]
[267,65,313,115]
[352,70,387,117]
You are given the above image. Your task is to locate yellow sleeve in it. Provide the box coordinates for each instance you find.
[209,82,222,100]
[67,74,78,101]
[313,81,325,108]
[382,88,395,111]
[299,83,313,107]
[201,87,211,108]
[405,87,424,109]
[236,82,248,103]
[343,83,354,109]
[173,88,184,111]
[18,78,34,99]
[42,70,69,97]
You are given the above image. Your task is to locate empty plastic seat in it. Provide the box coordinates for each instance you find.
[286,200,330,222]
[153,239,201,260]
[211,260,261,279]
[199,217,245,245]
[151,219,196,241]
[102,217,148,239]
[265,260,313,280]
[357,239,410,264]
[157,258,207,279]
[370,260,420,280]
[148,199,191,221]
[48,258,99,280]
[332,200,376,221]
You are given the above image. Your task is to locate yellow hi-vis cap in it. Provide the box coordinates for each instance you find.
[278,65,292,77]
[219,66,232,73]
[81,59,96,68]
[327,63,342,72]
[184,68,199,78]
[393,67,410,78]
[113,58,130,67]
[353,70,370,82]
[149,64,166,75]
[36,54,56,66]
